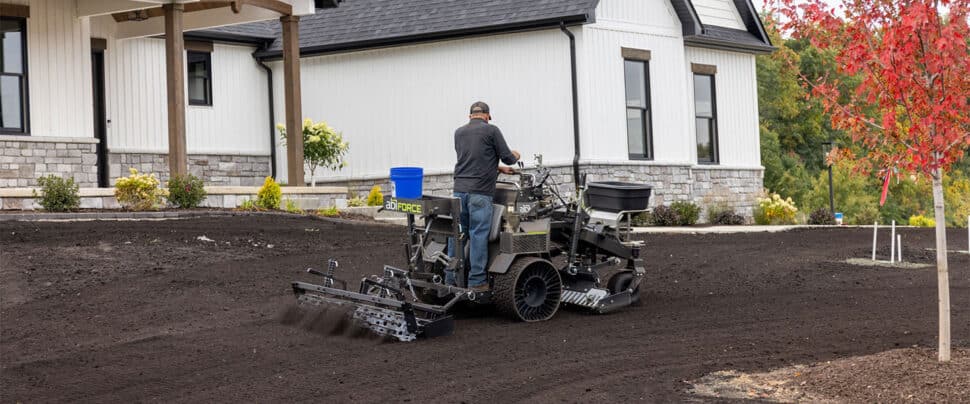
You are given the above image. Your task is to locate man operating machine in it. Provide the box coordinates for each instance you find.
[448,101,521,293]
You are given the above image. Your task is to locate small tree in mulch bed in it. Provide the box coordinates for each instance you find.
[277,119,349,187]
[776,0,969,361]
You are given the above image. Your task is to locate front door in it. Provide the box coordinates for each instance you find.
[91,47,108,187]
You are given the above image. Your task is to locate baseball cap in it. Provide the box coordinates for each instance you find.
[470,101,490,115]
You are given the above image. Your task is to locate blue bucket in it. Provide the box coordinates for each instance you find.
[390,167,424,199]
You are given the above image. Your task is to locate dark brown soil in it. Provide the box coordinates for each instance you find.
[1,217,968,403]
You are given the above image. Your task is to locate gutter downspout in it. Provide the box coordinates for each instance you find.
[560,22,581,189]
[254,43,277,179]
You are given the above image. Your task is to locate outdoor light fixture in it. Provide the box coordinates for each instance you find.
[126,10,149,22]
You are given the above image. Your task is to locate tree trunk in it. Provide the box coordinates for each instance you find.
[308,164,317,187]
[931,169,951,362]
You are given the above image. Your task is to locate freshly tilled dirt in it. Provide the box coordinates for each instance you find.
[1,216,968,402]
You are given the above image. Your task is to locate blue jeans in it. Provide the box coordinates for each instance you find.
[446,192,493,288]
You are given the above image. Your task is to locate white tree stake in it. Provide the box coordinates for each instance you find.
[890,220,896,264]
[872,221,878,261]
[898,234,902,262]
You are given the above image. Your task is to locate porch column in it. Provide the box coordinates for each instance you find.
[163,3,187,177]
[281,14,304,185]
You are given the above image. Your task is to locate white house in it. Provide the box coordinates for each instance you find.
[1,0,772,214]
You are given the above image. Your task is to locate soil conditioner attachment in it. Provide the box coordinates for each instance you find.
[291,156,653,342]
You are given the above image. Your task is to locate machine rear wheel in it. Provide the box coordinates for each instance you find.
[493,257,562,322]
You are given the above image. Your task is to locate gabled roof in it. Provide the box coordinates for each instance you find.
[256,0,599,58]
[195,0,772,57]
[669,0,774,53]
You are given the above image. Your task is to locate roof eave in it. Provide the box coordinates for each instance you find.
[255,14,593,61]
[684,36,776,54]
[731,0,773,47]
[185,31,274,45]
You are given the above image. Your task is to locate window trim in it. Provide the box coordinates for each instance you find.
[623,57,654,161]
[693,72,719,165]
[186,50,212,107]
[1,16,29,135]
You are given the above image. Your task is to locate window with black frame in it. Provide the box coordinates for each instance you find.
[1,17,28,134]
[693,72,718,164]
[187,51,212,106]
[623,55,653,160]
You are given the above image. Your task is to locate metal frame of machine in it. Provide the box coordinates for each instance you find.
[291,156,652,341]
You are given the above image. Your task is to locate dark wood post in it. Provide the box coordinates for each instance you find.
[163,3,187,177]
[281,14,304,186]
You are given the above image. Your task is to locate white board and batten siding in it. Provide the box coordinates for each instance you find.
[270,29,574,184]
[90,20,270,156]
[581,0,760,168]
[685,47,761,167]
[581,0,693,164]
[691,0,747,30]
[17,0,94,139]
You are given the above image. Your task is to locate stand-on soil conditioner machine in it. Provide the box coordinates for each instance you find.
[291,156,653,341]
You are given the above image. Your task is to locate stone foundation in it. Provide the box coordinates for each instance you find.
[0,136,99,188]
[108,153,271,186]
[0,138,273,189]
[329,163,764,222]
[0,186,346,211]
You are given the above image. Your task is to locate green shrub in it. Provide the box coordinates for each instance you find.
[709,209,745,225]
[908,214,935,227]
[631,212,652,227]
[115,168,166,211]
[854,205,881,226]
[166,174,207,209]
[650,205,680,226]
[754,193,798,225]
[318,206,340,217]
[944,171,970,227]
[283,199,304,214]
[670,201,700,225]
[238,199,258,211]
[366,185,384,206]
[347,196,366,207]
[808,208,836,225]
[33,175,80,212]
[256,176,282,210]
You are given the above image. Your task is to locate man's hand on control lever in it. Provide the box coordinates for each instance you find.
[498,150,522,175]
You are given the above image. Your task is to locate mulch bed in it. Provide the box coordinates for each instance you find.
[691,347,969,402]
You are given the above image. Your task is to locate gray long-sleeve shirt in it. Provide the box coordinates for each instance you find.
[453,118,518,197]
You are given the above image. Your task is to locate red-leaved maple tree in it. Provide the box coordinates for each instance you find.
[774,0,969,362]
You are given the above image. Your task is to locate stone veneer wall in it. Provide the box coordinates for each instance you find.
[329,163,764,221]
[109,153,272,186]
[0,137,99,187]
